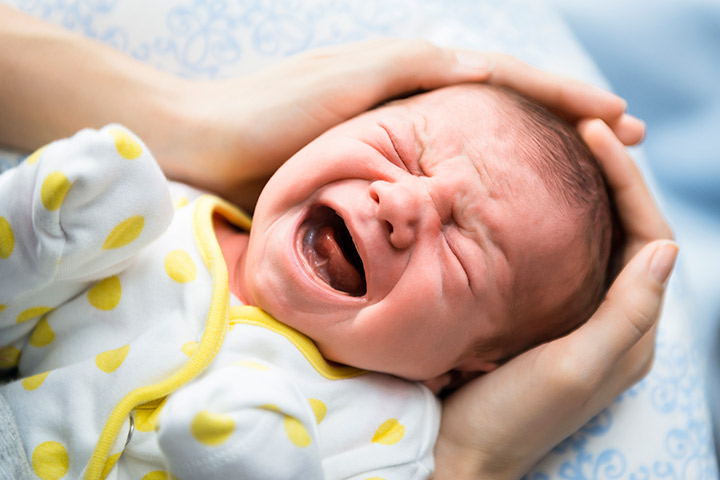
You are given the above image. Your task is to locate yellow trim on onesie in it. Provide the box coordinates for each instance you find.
[85,195,251,480]
[229,305,366,380]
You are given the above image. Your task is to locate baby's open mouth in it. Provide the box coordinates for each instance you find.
[301,206,366,296]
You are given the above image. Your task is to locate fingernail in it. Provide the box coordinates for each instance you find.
[649,241,679,285]
[455,51,494,74]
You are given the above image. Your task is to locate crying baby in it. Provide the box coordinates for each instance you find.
[0,83,612,479]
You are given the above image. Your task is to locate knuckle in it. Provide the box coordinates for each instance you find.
[394,38,446,67]
[407,38,440,56]
[626,303,654,336]
[626,308,656,341]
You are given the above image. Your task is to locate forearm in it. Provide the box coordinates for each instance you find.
[0,5,191,164]
[432,436,525,480]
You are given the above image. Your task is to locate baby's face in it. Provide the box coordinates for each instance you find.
[240,85,588,389]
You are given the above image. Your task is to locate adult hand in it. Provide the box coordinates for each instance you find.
[165,38,496,208]
[0,12,644,210]
[433,119,675,480]
[163,41,645,209]
[480,52,646,146]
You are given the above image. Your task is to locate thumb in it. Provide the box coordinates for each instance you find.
[584,240,678,359]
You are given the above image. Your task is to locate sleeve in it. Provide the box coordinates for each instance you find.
[0,125,173,356]
[157,362,325,480]
[319,376,441,480]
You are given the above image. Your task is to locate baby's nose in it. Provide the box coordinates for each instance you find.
[369,179,432,249]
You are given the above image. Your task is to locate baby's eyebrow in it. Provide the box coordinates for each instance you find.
[409,112,428,165]
[377,122,403,164]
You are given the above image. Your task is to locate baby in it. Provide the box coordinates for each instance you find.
[237,83,612,392]
[0,84,611,480]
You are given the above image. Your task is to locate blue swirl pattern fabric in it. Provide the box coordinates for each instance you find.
[0,1,717,478]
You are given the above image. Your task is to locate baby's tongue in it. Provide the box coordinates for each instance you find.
[311,225,364,296]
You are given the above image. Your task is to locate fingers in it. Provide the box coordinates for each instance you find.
[479,52,646,145]
[370,39,496,88]
[567,241,677,372]
[607,113,646,146]
[482,53,625,120]
[298,38,496,98]
[292,39,646,147]
[578,118,673,249]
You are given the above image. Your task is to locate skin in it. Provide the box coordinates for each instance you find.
[219,85,590,391]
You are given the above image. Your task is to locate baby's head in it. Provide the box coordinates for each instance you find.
[239,84,612,391]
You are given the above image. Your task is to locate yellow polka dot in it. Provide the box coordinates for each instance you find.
[41,171,72,211]
[22,371,50,391]
[164,249,197,283]
[173,196,188,209]
[134,397,167,432]
[109,127,143,160]
[365,478,386,480]
[258,404,311,446]
[190,410,235,446]
[31,441,69,480]
[142,471,168,480]
[181,341,199,357]
[95,344,129,373]
[103,215,144,250]
[17,306,53,324]
[87,276,122,310]
[0,304,6,313]
[134,409,158,433]
[26,145,46,165]
[236,360,269,371]
[283,415,311,448]
[101,452,121,478]
[371,418,405,445]
[0,345,20,368]
[260,403,281,413]
[29,315,55,348]
[308,399,327,424]
[0,216,14,259]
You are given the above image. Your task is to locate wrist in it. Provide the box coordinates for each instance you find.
[432,433,534,480]
[433,438,501,480]
[132,73,202,179]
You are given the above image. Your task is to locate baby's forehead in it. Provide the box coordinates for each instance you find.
[389,85,524,149]
[386,85,533,173]
[395,84,516,119]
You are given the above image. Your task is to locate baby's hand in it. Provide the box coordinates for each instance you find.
[0,126,173,355]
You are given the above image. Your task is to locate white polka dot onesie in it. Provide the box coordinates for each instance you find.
[0,126,441,480]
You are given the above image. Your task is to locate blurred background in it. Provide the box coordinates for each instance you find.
[549,0,720,460]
